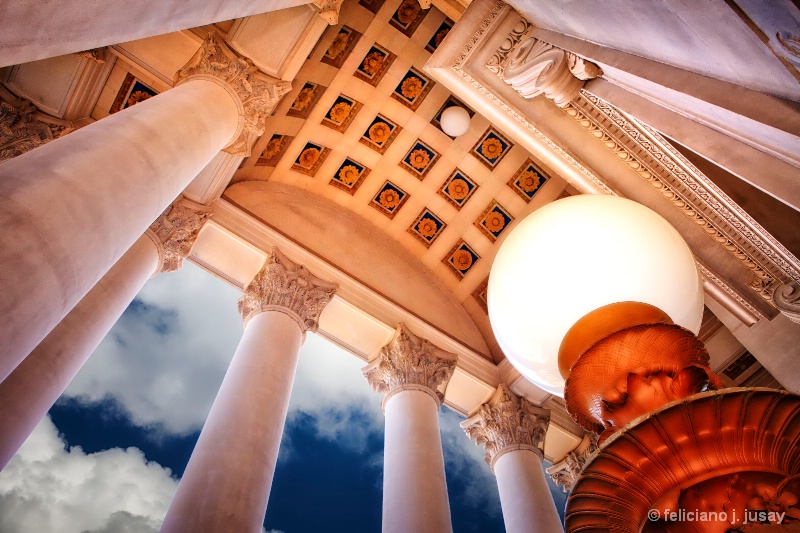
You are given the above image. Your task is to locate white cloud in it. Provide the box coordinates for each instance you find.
[0,416,177,533]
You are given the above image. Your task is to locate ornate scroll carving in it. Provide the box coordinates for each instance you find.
[773,282,800,324]
[485,17,532,77]
[547,434,597,492]
[76,47,109,63]
[174,33,292,157]
[563,91,800,306]
[362,323,457,407]
[146,199,212,273]
[237,248,337,332]
[314,0,344,24]
[501,38,601,107]
[461,384,550,469]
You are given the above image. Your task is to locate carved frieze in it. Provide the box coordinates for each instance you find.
[146,199,212,273]
[362,323,457,406]
[174,33,292,157]
[237,248,337,332]
[461,384,550,469]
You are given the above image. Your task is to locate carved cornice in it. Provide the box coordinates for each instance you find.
[362,323,458,407]
[485,17,531,77]
[237,248,337,331]
[313,0,344,24]
[446,3,614,196]
[461,384,550,470]
[501,37,601,107]
[563,91,800,311]
[174,33,292,157]
[697,261,765,324]
[146,199,211,273]
[547,434,598,492]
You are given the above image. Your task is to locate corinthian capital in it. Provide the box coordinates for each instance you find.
[546,434,598,492]
[362,324,458,407]
[146,199,211,273]
[502,38,601,107]
[174,33,292,156]
[461,384,550,469]
[314,0,344,24]
[237,248,337,332]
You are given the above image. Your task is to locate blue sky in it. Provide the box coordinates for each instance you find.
[0,262,566,532]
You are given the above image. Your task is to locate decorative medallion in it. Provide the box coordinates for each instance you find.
[389,0,429,37]
[438,169,478,209]
[472,277,489,313]
[391,67,435,111]
[426,19,454,53]
[321,94,362,132]
[321,25,361,68]
[354,44,396,86]
[508,158,549,202]
[472,127,513,169]
[359,114,402,154]
[399,139,440,180]
[431,95,475,137]
[358,0,387,14]
[330,157,370,194]
[443,239,480,279]
[369,181,408,219]
[256,134,294,167]
[286,82,326,119]
[408,208,446,247]
[474,201,513,242]
[291,141,331,176]
[110,74,157,114]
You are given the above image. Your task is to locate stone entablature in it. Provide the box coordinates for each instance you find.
[237,248,338,332]
[174,33,291,157]
[362,324,458,408]
[461,384,550,470]
[146,198,212,274]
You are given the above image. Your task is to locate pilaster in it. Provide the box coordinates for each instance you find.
[362,323,458,408]
[461,383,550,470]
[174,33,292,156]
[237,248,338,332]
[145,199,212,274]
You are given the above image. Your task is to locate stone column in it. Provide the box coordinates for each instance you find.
[0,34,290,382]
[363,324,458,533]
[462,384,562,533]
[160,249,337,533]
[0,200,208,470]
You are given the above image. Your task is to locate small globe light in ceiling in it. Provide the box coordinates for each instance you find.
[487,195,704,396]
[440,106,471,137]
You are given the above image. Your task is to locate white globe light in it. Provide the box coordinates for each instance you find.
[488,195,704,396]
[440,106,471,137]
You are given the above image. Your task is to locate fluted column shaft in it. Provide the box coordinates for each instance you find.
[363,324,458,533]
[160,249,336,533]
[0,201,209,470]
[462,384,561,533]
[0,34,288,382]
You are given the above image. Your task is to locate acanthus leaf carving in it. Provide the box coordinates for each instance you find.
[461,384,550,469]
[237,248,337,332]
[313,0,344,24]
[174,33,292,157]
[546,434,598,492]
[362,324,457,406]
[146,198,212,273]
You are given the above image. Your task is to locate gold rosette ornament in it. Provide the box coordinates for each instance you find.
[400,76,423,99]
[417,218,438,238]
[518,170,540,192]
[481,138,504,160]
[328,101,352,123]
[299,147,321,167]
[338,165,359,186]
[362,51,385,76]
[127,90,153,107]
[379,189,400,209]
[263,137,283,160]
[408,148,431,169]
[368,122,391,143]
[435,28,450,48]
[326,31,350,59]
[452,249,473,271]
[484,211,506,232]
[447,178,470,200]
[396,0,421,24]
[293,87,315,111]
